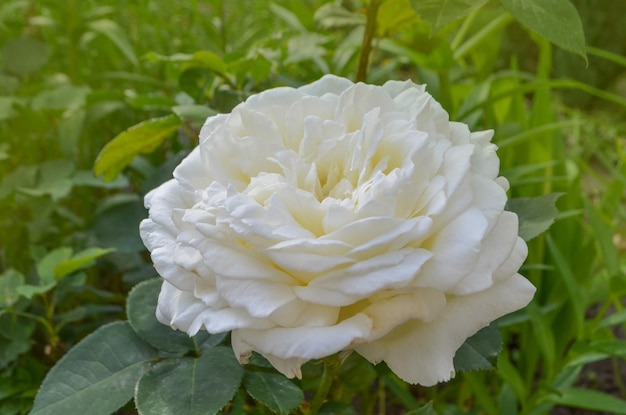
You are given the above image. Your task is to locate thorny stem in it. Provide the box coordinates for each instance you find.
[356,0,382,83]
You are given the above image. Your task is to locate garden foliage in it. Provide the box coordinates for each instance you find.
[1,0,626,414]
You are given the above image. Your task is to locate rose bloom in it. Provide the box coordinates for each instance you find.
[140,75,535,386]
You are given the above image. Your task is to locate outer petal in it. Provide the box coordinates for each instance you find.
[235,313,373,361]
[355,274,536,385]
[156,281,272,336]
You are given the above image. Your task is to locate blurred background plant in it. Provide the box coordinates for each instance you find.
[1,0,625,414]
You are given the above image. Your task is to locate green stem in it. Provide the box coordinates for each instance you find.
[308,358,337,414]
[356,0,381,82]
[10,309,56,342]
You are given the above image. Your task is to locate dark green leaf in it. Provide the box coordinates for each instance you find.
[94,115,181,180]
[31,321,157,415]
[243,371,304,415]
[499,0,586,61]
[506,193,562,241]
[2,37,49,75]
[135,347,244,415]
[453,323,502,372]
[0,314,36,366]
[409,0,489,31]
[127,278,195,354]
[91,198,146,253]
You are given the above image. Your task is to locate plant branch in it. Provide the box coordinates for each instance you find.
[356,0,382,82]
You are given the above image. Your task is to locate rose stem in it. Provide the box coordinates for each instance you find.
[308,357,338,414]
[356,0,382,83]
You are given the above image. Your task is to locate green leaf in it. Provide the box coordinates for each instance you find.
[269,3,307,32]
[31,84,89,111]
[453,323,502,372]
[72,170,130,189]
[285,33,329,64]
[409,0,489,31]
[506,193,562,241]
[135,347,244,415]
[37,247,73,285]
[87,19,138,66]
[314,3,365,29]
[584,198,623,278]
[31,321,157,415]
[94,115,181,180]
[546,235,585,337]
[0,313,36,366]
[546,387,626,414]
[243,371,304,415]
[53,247,116,278]
[15,284,55,300]
[377,0,420,36]
[2,37,49,75]
[127,278,195,354]
[187,51,227,75]
[0,269,25,308]
[598,309,626,329]
[91,198,146,252]
[498,0,587,61]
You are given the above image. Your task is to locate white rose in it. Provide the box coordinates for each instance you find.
[139,75,535,386]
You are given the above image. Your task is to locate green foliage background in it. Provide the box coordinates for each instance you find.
[1,0,625,414]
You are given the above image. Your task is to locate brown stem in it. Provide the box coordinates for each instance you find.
[356,0,382,82]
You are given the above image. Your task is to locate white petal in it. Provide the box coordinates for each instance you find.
[493,237,528,282]
[156,282,271,335]
[151,245,195,292]
[298,74,354,97]
[195,238,296,284]
[231,332,309,379]
[216,277,297,318]
[296,248,432,306]
[416,208,488,291]
[363,288,447,340]
[269,298,339,327]
[264,238,354,274]
[356,273,536,385]
[235,313,372,360]
[451,211,521,295]
[172,147,211,191]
